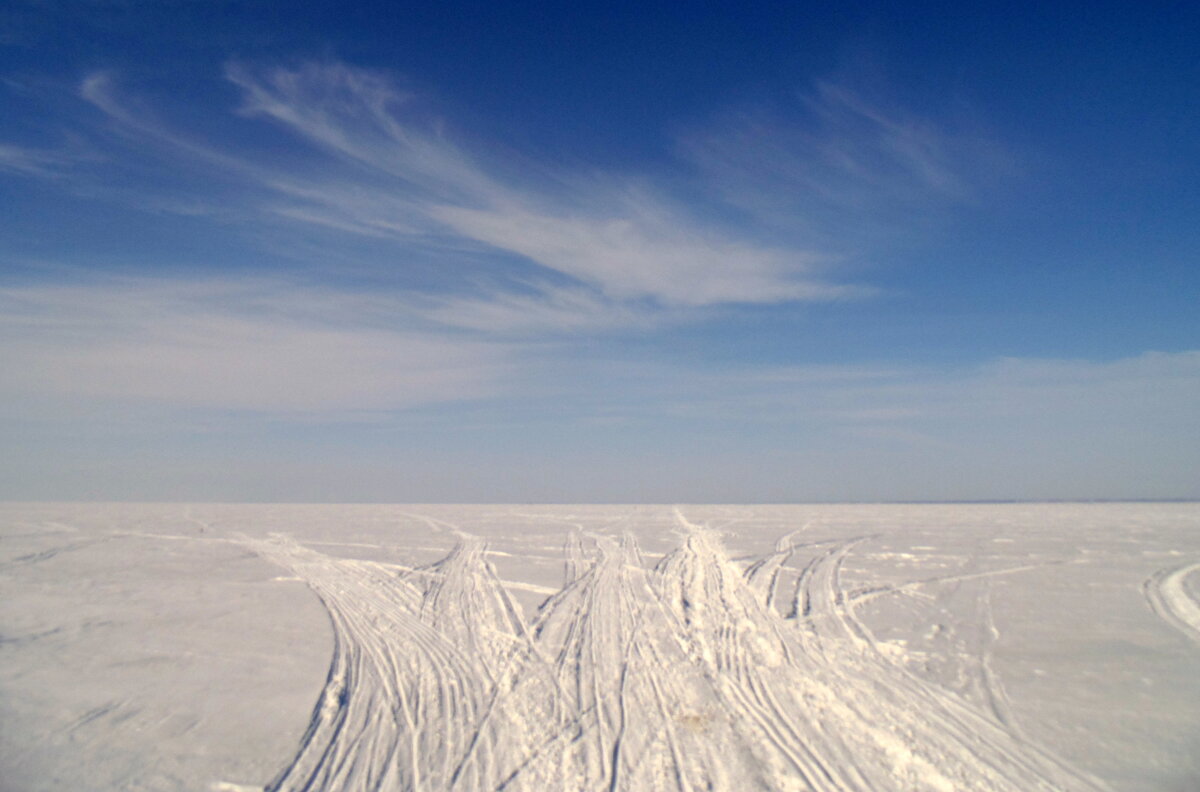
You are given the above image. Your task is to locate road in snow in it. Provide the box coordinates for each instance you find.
[1,503,1198,791]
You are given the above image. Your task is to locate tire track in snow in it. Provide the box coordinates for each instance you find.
[241,518,1111,792]
[978,581,1025,740]
[791,539,1109,792]
[1144,561,1200,646]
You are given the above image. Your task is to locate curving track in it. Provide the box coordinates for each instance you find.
[1144,561,1200,646]
[241,514,1111,792]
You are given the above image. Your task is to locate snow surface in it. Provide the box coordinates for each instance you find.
[1,503,1198,791]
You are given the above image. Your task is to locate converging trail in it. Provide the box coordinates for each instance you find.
[241,516,1111,792]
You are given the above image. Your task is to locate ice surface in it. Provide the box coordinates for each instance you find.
[1,503,1197,791]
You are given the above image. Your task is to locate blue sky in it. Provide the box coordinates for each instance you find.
[1,1,1197,501]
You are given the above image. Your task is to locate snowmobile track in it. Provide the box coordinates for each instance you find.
[242,517,1112,792]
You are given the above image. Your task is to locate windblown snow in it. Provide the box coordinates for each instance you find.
[2,503,1198,791]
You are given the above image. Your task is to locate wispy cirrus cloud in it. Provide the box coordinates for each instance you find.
[0,142,69,178]
[59,61,885,323]
[415,276,697,334]
[6,62,1000,323]
[80,70,260,176]
[226,61,498,204]
[0,59,1010,423]
[0,60,999,345]
[4,62,1002,417]
[225,62,862,308]
[677,80,1006,244]
[428,199,855,306]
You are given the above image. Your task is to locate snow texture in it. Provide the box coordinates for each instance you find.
[2,503,1198,791]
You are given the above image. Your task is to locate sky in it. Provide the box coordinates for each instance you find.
[0,0,1197,502]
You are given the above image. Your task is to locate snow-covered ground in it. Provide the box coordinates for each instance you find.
[1,503,1197,791]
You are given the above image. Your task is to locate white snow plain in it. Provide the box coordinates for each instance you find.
[1,503,1198,792]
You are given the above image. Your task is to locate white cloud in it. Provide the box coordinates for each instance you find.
[21,63,934,331]
[3,272,1194,499]
[13,65,994,342]
[0,278,512,413]
[80,71,257,176]
[216,63,866,308]
[0,143,67,178]
[429,201,854,306]
[5,62,1002,336]
[224,61,502,204]
[676,80,1005,244]
[416,282,663,334]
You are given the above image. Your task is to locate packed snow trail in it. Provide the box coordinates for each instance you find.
[241,518,1111,792]
[1144,561,1200,646]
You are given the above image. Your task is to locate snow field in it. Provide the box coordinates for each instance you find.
[1,503,1198,791]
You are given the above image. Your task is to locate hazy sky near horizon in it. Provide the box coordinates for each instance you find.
[1,1,1197,502]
